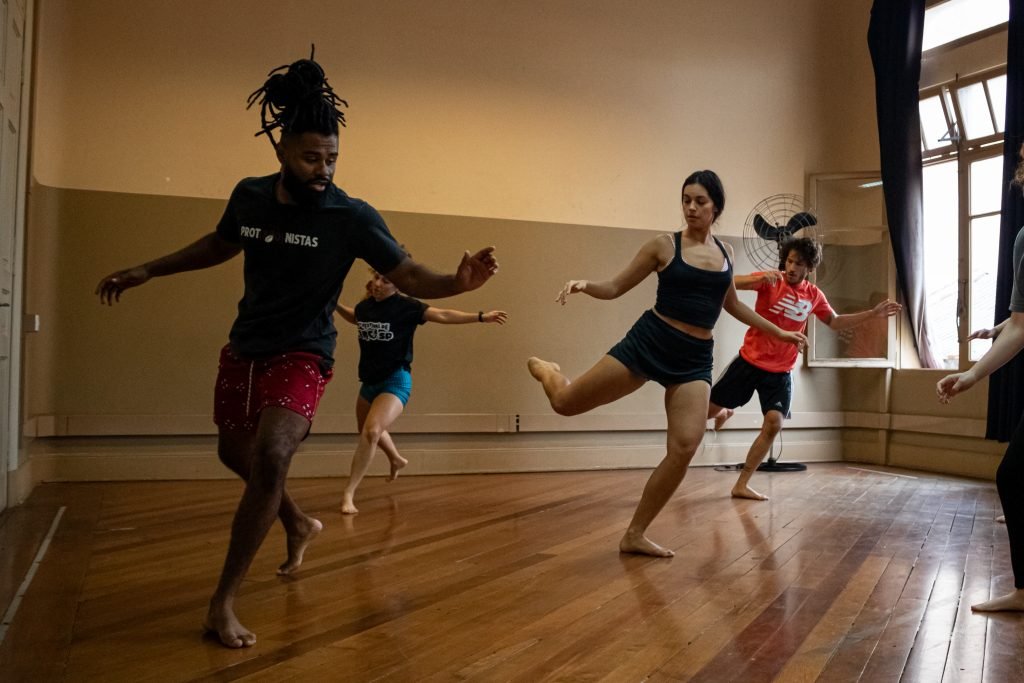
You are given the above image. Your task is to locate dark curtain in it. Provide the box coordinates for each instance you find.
[868,0,938,368]
[986,0,1024,442]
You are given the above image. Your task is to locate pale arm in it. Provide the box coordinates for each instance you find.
[423,308,509,325]
[383,247,498,299]
[734,271,782,291]
[827,299,902,332]
[334,304,357,325]
[556,236,664,305]
[967,318,1009,341]
[96,231,241,305]
[938,311,1024,402]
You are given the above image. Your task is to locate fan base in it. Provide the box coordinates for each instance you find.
[755,461,807,472]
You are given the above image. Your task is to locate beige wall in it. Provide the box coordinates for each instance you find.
[30,0,986,489]
[31,0,845,233]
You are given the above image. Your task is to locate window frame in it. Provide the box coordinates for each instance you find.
[919,64,1007,370]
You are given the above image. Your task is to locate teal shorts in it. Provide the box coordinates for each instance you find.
[359,367,413,406]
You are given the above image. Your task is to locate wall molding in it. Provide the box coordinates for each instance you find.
[23,410,984,438]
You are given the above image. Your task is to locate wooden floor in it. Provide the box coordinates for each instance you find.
[0,463,1021,682]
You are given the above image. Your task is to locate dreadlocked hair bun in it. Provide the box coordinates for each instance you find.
[247,53,348,146]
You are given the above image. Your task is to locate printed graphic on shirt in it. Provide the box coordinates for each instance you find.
[240,225,319,248]
[769,293,813,323]
[358,321,394,342]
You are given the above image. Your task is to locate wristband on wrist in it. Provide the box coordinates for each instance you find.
[478,311,484,322]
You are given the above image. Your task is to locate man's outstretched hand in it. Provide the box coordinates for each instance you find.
[455,247,499,292]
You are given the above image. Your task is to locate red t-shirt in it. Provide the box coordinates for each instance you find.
[739,275,835,373]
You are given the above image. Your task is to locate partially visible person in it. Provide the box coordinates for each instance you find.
[937,141,1024,613]
[95,54,499,648]
[527,170,806,558]
[708,238,901,500]
[335,269,507,513]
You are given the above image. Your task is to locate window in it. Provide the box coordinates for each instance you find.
[923,0,1008,52]
[920,66,1007,368]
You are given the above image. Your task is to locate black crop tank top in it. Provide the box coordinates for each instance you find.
[654,232,733,329]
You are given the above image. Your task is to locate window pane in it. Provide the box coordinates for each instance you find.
[971,156,1003,215]
[923,161,960,368]
[989,75,1007,132]
[970,214,1001,361]
[920,96,951,150]
[957,82,995,140]
[923,0,1008,51]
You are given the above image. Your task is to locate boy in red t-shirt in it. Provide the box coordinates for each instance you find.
[708,237,902,500]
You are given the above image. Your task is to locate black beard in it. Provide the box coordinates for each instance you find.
[280,169,328,207]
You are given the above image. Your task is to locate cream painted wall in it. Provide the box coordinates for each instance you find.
[30,0,841,234]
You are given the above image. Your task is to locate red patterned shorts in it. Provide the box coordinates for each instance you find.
[213,344,333,432]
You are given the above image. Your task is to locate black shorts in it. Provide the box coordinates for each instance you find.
[607,309,714,387]
[709,355,792,416]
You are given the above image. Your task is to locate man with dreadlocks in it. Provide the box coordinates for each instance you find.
[95,53,499,648]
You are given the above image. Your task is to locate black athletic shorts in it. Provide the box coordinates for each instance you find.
[607,309,714,387]
[709,355,792,417]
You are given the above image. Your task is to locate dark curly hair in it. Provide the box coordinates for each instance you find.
[778,236,822,271]
[246,46,348,148]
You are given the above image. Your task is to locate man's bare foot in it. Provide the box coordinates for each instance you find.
[277,517,322,576]
[203,604,256,648]
[341,495,358,515]
[996,514,1006,524]
[714,408,735,431]
[387,455,409,482]
[731,484,769,501]
[619,531,674,557]
[527,357,561,381]
[971,589,1024,612]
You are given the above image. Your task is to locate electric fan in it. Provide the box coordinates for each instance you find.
[740,194,818,473]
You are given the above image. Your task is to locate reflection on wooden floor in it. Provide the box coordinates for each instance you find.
[0,463,1021,681]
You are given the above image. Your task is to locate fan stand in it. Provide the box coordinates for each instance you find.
[757,459,807,473]
[747,434,807,472]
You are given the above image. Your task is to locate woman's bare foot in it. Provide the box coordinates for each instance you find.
[341,494,359,515]
[971,589,1024,612]
[714,408,735,431]
[996,514,1006,524]
[277,517,323,576]
[387,455,408,482]
[527,357,561,380]
[731,484,769,501]
[203,603,256,648]
[619,530,674,557]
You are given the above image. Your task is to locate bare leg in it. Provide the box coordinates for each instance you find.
[620,381,709,557]
[216,432,321,577]
[342,394,405,514]
[527,355,646,416]
[379,431,407,481]
[732,410,783,501]
[355,396,407,481]
[707,400,735,431]
[972,588,1024,612]
[205,407,310,648]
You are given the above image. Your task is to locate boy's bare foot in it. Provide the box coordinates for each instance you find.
[731,484,769,501]
[277,517,323,576]
[996,514,1006,524]
[387,455,409,482]
[714,408,735,431]
[971,589,1024,612]
[527,357,561,381]
[619,531,674,557]
[203,604,256,648]
[341,495,359,515]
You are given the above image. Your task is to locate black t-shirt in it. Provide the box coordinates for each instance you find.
[354,294,429,383]
[216,174,407,366]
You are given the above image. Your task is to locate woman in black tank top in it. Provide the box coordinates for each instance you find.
[527,170,806,558]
